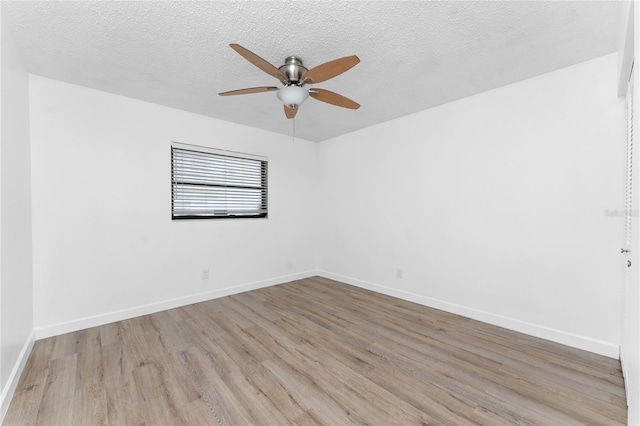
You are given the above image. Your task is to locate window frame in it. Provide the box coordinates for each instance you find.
[171,142,268,221]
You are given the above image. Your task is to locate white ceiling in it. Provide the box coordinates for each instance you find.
[2,1,623,142]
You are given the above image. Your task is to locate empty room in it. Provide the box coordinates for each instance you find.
[1,1,639,425]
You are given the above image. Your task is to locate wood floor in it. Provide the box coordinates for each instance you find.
[5,277,627,425]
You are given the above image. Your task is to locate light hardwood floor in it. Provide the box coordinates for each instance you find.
[5,277,627,425]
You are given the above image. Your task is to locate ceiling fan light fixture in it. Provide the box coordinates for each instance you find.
[277,85,309,108]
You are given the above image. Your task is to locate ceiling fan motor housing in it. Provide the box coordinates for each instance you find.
[279,56,308,85]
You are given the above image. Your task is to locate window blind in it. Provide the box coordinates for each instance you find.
[625,77,634,248]
[171,144,268,220]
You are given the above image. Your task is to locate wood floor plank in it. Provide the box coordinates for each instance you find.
[75,327,104,390]
[71,382,108,426]
[4,276,628,425]
[178,346,257,425]
[97,321,120,347]
[34,353,77,426]
[261,358,363,425]
[3,336,55,425]
[183,302,229,340]
[100,335,146,425]
[132,361,187,425]
[49,331,79,360]
[1,367,48,426]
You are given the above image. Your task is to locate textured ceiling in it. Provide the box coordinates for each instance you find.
[2,1,623,142]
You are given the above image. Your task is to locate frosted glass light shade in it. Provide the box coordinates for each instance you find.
[277,85,309,108]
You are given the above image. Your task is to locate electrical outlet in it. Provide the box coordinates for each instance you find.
[395,268,403,279]
[201,269,210,280]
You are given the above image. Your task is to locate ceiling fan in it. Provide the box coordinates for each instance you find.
[219,44,360,119]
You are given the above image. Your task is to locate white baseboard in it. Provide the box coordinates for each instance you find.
[318,271,620,359]
[1,330,35,423]
[33,268,621,359]
[35,270,317,340]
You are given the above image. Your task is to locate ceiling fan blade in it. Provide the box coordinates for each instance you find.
[301,55,360,85]
[229,44,287,84]
[309,88,360,109]
[284,105,298,119]
[219,86,278,96]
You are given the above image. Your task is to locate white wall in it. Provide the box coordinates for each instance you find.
[29,76,318,337]
[318,53,624,358]
[0,7,35,419]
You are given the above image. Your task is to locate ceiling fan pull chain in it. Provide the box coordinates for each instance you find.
[292,116,296,143]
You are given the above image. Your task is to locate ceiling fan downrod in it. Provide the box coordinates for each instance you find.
[279,56,307,85]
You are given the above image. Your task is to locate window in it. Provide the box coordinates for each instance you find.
[171,143,268,220]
